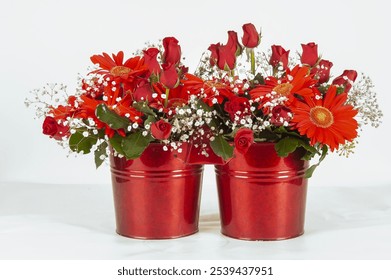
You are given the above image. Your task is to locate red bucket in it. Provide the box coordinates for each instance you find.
[110,144,203,239]
[215,142,309,241]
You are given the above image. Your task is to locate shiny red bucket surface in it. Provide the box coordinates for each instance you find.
[110,144,203,239]
[215,142,309,241]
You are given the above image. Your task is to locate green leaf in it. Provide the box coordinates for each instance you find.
[109,133,125,155]
[275,136,300,157]
[305,145,328,178]
[133,101,157,117]
[210,135,234,161]
[297,139,319,155]
[94,141,108,168]
[144,115,156,126]
[69,131,98,154]
[95,104,130,130]
[121,131,153,159]
[253,73,265,85]
[301,151,315,161]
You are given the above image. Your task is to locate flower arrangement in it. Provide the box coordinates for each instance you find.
[183,23,382,176]
[26,37,217,167]
[26,23,382,176]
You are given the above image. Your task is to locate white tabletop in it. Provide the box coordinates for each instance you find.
[1,181,390,260]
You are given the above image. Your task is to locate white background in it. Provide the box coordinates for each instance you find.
[1,0,390,187]
[0,0,391,262]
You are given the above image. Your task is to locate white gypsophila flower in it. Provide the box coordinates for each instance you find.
[25,83,69,119]
[347,75,383,128]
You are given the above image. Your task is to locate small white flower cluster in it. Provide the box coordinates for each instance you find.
[347,75,383,129]
[25,83,69,119]
[165,95,218,156]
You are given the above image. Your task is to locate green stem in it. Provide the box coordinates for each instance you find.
[164,88,170,108]
[250,49,256,75]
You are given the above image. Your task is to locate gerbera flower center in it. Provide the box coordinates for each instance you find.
[273,83,293,97]
[309,106,334,128]
[206,80,225,89]
[110,66,131,77]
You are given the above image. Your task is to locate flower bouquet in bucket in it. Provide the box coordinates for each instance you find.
[26,38,217,239]
[181,23,382,240]
[27,23,382,240]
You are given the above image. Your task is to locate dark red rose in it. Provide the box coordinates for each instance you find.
[208,43,220,66]
[151,120,172,140]
[301,42,318,66]
[143,47,161,74]
[332,70,358,93]
[311,59,333,84]
[133,82,153,102]
[242,23,260,48]
[234,128,254,155]
[224,96,251,121]
[270,45,290,70]
[226,31,242,55]
[214,31,243,70]
[216,44,237,70]
[162,37,181,65]
[42,116,69,140]
[160,63,178,89]
[270,105,292,126]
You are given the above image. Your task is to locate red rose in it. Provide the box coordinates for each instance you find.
[270,105,292,126]
[162,37,181,65]
[214,31,243,70]
[216,44,237,70]
[311,59,333,84]
[270,45,290,70]
[160,63,178,89]
[332,70,358,93]
[151,120,172,140]
[133,82,153,102]
[242,23,260,48]
[226,31,242,55]
[234,128,254,155]
[42,116,69,140]
[224,96,251,121]
[301,42,318,66]
[143,47,161,74]
[208,43,220,66]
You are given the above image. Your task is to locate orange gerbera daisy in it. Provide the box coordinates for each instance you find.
[250,65,316,111]
[290,85,358,151]
[90,51,148,92]
[182,73,234,106]
[90,51,147,80]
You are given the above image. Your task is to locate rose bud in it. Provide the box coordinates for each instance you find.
[208,43,220,66]
[160,63,179,89]
[133,82,153,102]
[234,128,254,155]
[242,23,261,48]
[224,96,251,121]
[42,116,69,140]
[215,31,243,70]
[151,119,172,140]
[270,105,292,126]
[226,31,242,55]
[332,70,358,93]
[162,37,181,65]
[216,44,237,70]
[311,59,333,84]
[269,45,290,70]
[301,42,319,66]
[143,47,161,75]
